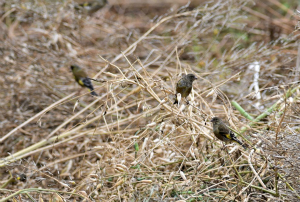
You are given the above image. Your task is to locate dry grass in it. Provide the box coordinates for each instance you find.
[0,0,300,201]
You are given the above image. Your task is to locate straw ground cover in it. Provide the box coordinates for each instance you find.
[0,0,300,201]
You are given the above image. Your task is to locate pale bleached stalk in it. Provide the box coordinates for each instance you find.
[0,93,75,143]
[247,149,266,188]
[0,107,156,167]
[94,7,209,79]
[46,96,103,139]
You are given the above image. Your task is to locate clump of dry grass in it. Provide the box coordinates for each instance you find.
[0,0,300,201]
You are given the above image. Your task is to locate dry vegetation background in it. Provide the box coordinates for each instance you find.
[0,0,300,201]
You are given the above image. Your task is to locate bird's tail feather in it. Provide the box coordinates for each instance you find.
[233,137,247,149]
[90,91,98,96]
[82,77,98,96]
[174,94,178,104]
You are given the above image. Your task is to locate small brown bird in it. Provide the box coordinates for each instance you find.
[211,117,246,148]
[174,73,198,104]
[70,65,98,96]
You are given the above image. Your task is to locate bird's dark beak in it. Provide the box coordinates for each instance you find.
[195,77,198,80]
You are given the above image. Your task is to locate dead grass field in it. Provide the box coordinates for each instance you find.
[0,0,300,201]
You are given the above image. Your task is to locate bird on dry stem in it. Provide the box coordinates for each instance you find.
[174,73,198,104]
[211,117,246,149]
[70,65,98,96]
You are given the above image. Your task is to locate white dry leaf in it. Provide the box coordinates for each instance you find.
[115,164,128,173]
[94,146,104,149]
[160,97,167,105]
[73,99,79,113]
[141,137,148,151]
[25,80,32,87]
[169,152,175,160]
[96,183,102,190]
[146,122,156,127]
[89,177,97,182]
[50,32,61,45]
[212,90,217,103]
[51,193,65,202]
[95,153,102,159]
[176,93,182,105]
[159,122,165,134]
[139,179,152,184]
[37,119,42,127]
[59,182,70,189]
[130,161,138,165]
[206,89,214,97]
[66,42,77,57]
[149,151,154,160]
[190,89,195,103]
[89,174,98,178]
[104,72,119,78]
[4,56,15,64]
[169,171,175,181]
[158,158,172,163]
[248,61,261,100]
[179,171,187,181]
[222,175,230,179]
[153,138,160,143]
[179,103,186,111]
[228,145,238,153]
[137,101,141,109]
[288,97,293,103]
[78,191,88,198]
[21,43,29,54]
[142,103,151,112]
[66,160,73,174]
[190,147,196,159]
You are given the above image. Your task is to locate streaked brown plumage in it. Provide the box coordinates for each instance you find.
[174,73,197,104]
[211,117,246,148]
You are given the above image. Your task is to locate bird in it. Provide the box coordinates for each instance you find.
[74,0,108,15]
[1,173,26,188]
[174,73,198,104]
[13,173,27,183]
[211,117,246,149]
[70,65,98,96]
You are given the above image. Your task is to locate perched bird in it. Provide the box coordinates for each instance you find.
[74,0,108,15]
[174,73,198,104]
[1,173,26,188]
[13,173,27,183]
[211,117,246,148]
[70,65,98,96]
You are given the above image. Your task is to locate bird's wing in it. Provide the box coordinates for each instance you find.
[177,79,186,88]
[218,124,231,138]
[81,77,94,90]
[230,131,244,145]
[229,130,236,139]
[218,123,245,147]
